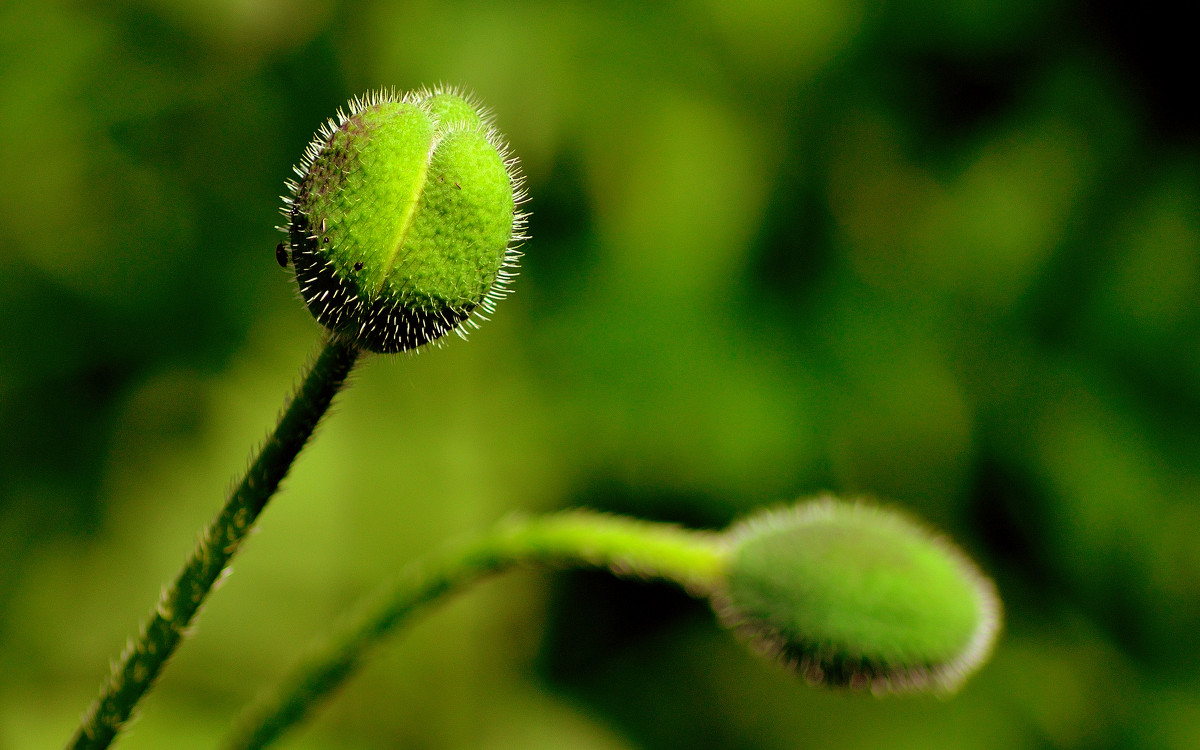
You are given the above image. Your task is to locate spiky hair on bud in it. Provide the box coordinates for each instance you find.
[279,85,528,354]
[712,497,1001,695]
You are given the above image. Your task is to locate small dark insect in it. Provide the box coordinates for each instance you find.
[275,242,288,268]
[453,181,461,190]
[354,261,364,271]
[323,237,330,244]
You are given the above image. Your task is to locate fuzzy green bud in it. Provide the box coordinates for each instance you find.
[281,87,527,353]
[714,498,1000,694]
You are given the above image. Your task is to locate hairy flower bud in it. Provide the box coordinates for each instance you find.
[714,498,1001,694]
[281,87,527,353]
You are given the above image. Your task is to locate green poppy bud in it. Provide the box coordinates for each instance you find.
[714,498,1001,694]
[281,87,527,353]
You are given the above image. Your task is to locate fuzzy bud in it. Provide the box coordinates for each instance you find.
[281,87,527,353]
[714,498,1001,695]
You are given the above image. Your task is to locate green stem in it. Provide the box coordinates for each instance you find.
[67,336,362,750]
[222,511,729,750]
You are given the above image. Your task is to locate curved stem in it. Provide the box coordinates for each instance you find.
[67,336,362,750]
[222,511,729,750]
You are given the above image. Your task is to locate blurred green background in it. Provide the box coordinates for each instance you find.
[2,0,1198,747]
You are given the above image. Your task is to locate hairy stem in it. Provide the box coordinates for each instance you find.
[67,336,361,750]
[223,511,728,750]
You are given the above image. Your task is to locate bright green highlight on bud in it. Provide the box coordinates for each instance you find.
[717,498,1000,694]
[283,87,527,353]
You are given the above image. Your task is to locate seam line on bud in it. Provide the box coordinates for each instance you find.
[377,133,439,297]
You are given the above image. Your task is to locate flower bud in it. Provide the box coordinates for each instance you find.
[281,87,527,353]
[714,498,1000,694]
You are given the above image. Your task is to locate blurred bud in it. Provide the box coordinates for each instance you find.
[714,497,1000,694]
